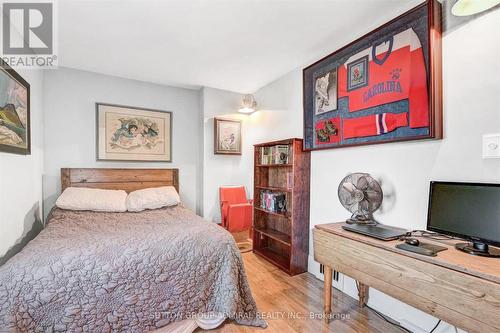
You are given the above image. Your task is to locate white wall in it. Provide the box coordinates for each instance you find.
[0,69,44,260]
[200,83,306,223]
[200,87,251,222]
[42,68,202,216]
[251,9,500,333]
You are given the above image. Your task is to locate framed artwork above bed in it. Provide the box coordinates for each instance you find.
[303,0,442,151]
[96,103,172,162]
[0,60,30,155]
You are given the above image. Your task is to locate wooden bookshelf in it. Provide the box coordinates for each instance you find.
[253,138,310,275]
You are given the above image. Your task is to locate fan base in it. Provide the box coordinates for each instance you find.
[346,217,378,225]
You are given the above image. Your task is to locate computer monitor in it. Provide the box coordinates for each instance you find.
[427,181,500,257]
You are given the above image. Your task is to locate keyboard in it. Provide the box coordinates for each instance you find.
[342,223,407,241]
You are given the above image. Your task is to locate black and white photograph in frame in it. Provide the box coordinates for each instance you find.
[315,68,338,115]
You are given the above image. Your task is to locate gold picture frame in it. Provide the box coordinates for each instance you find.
[96,103,172,162]
[214,117,242,155]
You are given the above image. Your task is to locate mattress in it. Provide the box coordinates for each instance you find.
[0,205,266,332]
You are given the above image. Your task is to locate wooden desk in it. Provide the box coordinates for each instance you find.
[313,223,500,333]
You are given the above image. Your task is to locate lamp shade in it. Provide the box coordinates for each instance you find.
[451,0,500,16]
[238,94,257,114]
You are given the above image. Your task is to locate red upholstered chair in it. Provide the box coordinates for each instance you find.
[219,186,253,233]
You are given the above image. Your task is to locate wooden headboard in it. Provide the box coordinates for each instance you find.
[61,168,179,193]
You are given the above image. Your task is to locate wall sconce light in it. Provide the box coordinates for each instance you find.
[238,94,257,114]
[452,0,500,16]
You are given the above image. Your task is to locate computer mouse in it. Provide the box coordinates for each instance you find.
[405,238,420,246]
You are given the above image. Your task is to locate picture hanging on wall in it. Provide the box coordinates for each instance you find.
[303,0,442,151]
[96,103,172,162]
[214,117,242,155]
[0,60,30,155]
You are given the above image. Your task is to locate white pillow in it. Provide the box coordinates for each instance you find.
[56,187,127,212]
[126,186,180,212]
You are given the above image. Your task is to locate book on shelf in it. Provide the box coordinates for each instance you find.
[286,172,294,189]
[260,144,291,165]
[260,146,272,165]
[259,190,287,213]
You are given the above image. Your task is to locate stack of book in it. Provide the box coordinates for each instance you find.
[260,190,287,213]
[260,145,291,165]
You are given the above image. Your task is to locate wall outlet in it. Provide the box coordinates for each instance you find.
[482,134,500,159]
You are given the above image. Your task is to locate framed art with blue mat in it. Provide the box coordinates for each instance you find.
[303,0,442,151]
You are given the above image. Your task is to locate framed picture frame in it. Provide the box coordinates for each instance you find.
[303,0,442,151]
[96,103,172,162]
[214,117,242,155]
[0,60,30,155]
[315,67,338,115]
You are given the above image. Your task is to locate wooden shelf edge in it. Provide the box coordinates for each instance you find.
[254,138,302,147]
[254,207,290,219]
[255,185,292,192]
[255,164,293,168]
[254,227,291,246]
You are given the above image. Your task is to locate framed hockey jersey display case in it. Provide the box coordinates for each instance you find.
[303,0,442,150]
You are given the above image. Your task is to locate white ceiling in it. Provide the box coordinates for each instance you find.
[58,0,423,93]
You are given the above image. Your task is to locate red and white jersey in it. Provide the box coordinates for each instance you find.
[343,112,408,139]
[338,28,428,129]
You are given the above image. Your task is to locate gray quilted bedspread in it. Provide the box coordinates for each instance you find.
[0,205,266,332]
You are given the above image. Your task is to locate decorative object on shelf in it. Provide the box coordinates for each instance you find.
[338,173,383,225]
[276,145,290,164]
[260,144,291,165]
[253,138,310,276]
[303,0,442,151]
[238,94,257,114]
[0,60,30,155]
[214,117,242,155]
[96,103,172,162]
[452,0,500,16]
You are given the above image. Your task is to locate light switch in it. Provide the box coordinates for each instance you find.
[482,134,500,159]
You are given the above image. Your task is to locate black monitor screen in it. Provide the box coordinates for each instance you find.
[427,182,500,246]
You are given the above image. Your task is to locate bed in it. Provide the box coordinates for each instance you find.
[0,168,266,332]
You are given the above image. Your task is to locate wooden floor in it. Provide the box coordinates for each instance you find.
[201,252,404,333]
